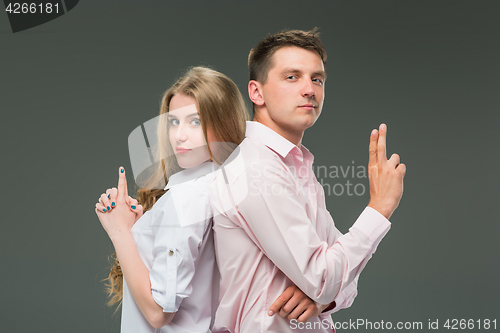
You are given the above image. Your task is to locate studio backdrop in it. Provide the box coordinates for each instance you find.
[1,1,499,332]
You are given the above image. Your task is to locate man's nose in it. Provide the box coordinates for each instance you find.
[301,79,316,98]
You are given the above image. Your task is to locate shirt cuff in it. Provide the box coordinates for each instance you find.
[150,246,179,313]
[323,294,344,316]
[351,206,391,242]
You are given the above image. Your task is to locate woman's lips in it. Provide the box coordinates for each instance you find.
[176,147,191,153]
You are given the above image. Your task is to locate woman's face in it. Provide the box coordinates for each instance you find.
[168,93,211,169]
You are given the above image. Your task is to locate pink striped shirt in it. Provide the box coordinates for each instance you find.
[210,121,391,333]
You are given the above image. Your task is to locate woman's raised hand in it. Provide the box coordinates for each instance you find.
[95,167,144,241]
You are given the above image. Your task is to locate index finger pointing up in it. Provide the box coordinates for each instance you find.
[117,166,128,202]
[368,129,378,167]
[377,123,387,164]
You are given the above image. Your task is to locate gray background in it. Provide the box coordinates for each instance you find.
[1,1,499,332]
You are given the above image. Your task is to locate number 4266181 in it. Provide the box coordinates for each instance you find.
[444,319,496,330]
[6,3,60,14]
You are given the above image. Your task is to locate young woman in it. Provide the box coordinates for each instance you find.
[95,67,324,332]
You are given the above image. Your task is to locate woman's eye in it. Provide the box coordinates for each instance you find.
[191,118,201,126]
[169,118,180,126]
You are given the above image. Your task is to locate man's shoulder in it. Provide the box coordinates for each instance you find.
[216,137,284,181]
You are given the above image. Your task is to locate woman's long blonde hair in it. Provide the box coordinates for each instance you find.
[103,66,247,309]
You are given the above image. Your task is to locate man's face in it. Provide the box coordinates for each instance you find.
[259,46,326,139]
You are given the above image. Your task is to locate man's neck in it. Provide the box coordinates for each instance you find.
[252,115,303,147]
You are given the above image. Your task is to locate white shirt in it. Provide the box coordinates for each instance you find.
[121,161,219,333]
[210,122,391,333]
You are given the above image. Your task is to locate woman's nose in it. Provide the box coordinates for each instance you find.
[174,125,188,142]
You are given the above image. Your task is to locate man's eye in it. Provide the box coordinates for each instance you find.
[286,75,297,80]
[169,118,180,126]
[313,78,324,85]
[191,118,201,126]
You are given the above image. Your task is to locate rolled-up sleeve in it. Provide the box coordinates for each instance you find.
[148,180,212,313]
[227,160,390,305]
[150,238,181,312]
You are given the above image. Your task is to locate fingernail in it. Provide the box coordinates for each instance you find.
[112,202,115,206]
[131,205,136,209]
[103,208,106,212]
[107,194,111,199]
[107,206,111,210]
[268,310,274,316]
[120,168,124,173]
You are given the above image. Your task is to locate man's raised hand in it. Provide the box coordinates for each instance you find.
[367,124,406,220]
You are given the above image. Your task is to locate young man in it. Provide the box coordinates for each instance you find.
[210,29,405,332]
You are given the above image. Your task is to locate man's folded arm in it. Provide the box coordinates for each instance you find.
[230,162,390,305]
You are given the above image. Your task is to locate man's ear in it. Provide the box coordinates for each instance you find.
[248,80,265,106]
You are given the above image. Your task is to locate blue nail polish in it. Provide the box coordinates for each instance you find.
[131,205,136,209]
[103,208,106,212]
[112,202,115,206]
[120,168,124,173]
[107,194,110,199]
[107,206,111,210]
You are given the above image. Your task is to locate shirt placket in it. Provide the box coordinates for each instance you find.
[292,148,317,217]
[291,149,307,186]
[291,150,318,219]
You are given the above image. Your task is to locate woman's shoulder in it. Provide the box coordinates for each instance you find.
[153,163,216,214]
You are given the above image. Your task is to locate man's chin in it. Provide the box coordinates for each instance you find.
[297,116,318,130]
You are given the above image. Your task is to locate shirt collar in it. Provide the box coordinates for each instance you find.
[245,121,315,163]
[245,121,296,158]
[164,161,217,190]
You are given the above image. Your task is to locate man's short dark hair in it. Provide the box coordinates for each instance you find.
[248,28,327,84]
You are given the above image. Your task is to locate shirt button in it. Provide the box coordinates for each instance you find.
[168,250,174,256]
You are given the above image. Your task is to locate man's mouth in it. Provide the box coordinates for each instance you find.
[299,104,316,110]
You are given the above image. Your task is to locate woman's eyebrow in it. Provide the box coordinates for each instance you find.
[167,112,199,118]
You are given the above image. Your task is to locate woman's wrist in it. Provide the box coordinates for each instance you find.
[109,228,133,244]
